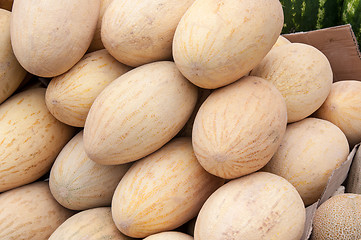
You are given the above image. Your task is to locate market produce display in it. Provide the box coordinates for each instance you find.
[0,0,361,239]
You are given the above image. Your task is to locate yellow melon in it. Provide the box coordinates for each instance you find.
[194,172,306,240]
[83,61,198,165]
[49,131,131,210]
[144,231,193,240]
[192,76,287,179]
[101,0,195,67]
[0,181,74,239]
[0,9,27,104]
[49,207,133,240]
[314,80,361,147]
[0,88,75,192]
[45,49,131,127]
[111,137,224,238]
[10,0,100,77]
[263,117,349,206]
[172,0,284,89]
[251,43,333,123]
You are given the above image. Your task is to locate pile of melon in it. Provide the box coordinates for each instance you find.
[1,0,361,239]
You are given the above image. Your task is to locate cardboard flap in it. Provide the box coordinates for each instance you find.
[302,201,319,240]
[283,25,361,82]
[318,144,359,206]
[346,144,361,193]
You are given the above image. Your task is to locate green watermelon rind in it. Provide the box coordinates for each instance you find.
[281,0,344,33]
[341,0,361,45]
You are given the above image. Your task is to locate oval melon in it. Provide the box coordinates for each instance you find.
[0,181,74,240]
[144,231,193,240]
[101,0,195,67]
[49,207,133,240]
[0,9,27,104]
[111,137,224,238]
[251,43,333,123]
[10,0,100,77]
[45,49,131,127]
[83,61,198,165]
[0,88,75,192]
[192,76,287,179]
[49,131,131,210]
[172,0,284,89]
[314,80,361,147]
[194,172,306,240]
[263,117,349,206]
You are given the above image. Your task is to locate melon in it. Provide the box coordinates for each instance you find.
[0,181,74,240]
[192,76,287,179]
[251,42,333,123]
[311,193,361,239]
[172,0,284,89]
[314,80,361,147]
[194,172,306,240]
[83,61,198,165]
[111,137,224,238]
[101,0,195,67]
[263,117,349,206]
[0,9,27,104]
[144,232,193,240]
[49,131,131,210]
[45,49,131,127]
[10,0,100,77]
[0,88,75,192]
[49,207,133,240]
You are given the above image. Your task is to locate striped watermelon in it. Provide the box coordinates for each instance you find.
[341,0,361,45]
[280,0,344,33]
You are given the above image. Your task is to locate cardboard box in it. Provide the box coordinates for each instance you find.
[283,24,361,239]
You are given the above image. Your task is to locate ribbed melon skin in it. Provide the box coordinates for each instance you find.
[341,0,361,45]
[280,0,344,33]
[111,137,224,238]
[49,207,133,240]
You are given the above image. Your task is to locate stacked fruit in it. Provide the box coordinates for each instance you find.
[0,0,361,240]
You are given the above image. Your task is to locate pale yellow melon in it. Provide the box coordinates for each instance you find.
[0,88,75,192]
[311,193,361,240]
[45,49,131,127]
[0,181,74,240]
[83,61,198,165]
[251,43,333,123]
[263,117,349,206]
[144,231,193,240]
[111,137,224,238]
[192,76,287,179]
[314,80,361,147]
[0,9,27,104]
[49,207,133,240]
[101,0,195,67]
[194,172,306,240]
[273,35,291,48]
[10,0,100,77]
[172,0,284,89]
[49,131,131,210]
[88,0,114,52]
